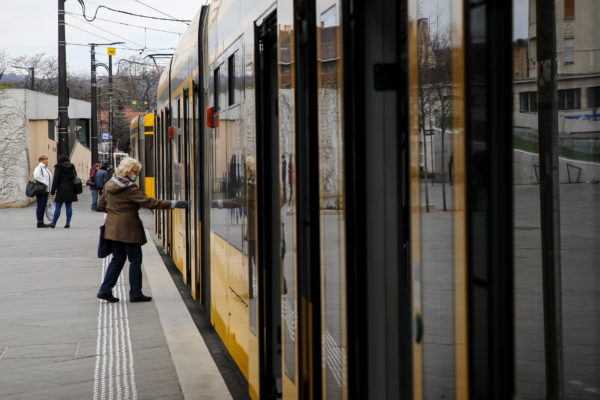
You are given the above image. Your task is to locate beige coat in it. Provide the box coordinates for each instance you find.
[98,176,174,243]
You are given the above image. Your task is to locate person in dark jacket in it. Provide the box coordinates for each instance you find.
[94,164,110,197]
[89,163,101,211]
[50,155,78,228]
[96,157,188,303]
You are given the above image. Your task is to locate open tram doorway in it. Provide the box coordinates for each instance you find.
[255,11,283,399]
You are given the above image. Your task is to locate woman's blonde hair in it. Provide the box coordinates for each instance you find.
[38,154,48,162]
[115,157,142,178]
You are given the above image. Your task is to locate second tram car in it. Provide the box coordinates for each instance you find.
[130,113,156,198]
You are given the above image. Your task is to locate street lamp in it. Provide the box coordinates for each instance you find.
[89,41,124,165]
[11,65,34,90]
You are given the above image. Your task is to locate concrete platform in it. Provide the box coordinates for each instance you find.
[0,190,232,399]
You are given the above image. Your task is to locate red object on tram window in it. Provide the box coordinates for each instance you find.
[207,107,219,127]
[169,126,176,139]
[128,147,133,153]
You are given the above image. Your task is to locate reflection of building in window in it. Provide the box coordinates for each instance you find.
[563,37,574,64]
[520,92,538,112]
[513,39,529,80]
[513,1,599,126]
[588,86,600,108]
[564,0,574,19]
[558,88,580,110]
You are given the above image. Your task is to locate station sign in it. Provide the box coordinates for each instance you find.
[107,47,116,56]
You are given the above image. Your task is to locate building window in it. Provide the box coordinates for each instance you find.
[565,0,574,19]
[558,88,581,110]
[588,87,600,108]
[564,38,574,64]
[519,91,538,112]
[47,120,55,140]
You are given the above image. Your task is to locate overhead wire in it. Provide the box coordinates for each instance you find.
[75,0,190,24]
[67,14,146,48]
[65,11,182,35]
[133,0,180,22]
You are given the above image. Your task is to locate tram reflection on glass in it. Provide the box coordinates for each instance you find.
[148,0,599,399]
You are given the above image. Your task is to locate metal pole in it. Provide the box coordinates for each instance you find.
[536,1,564,398]
[29,67,34,90]
[109,54,114,169]
[91,45,98,163]
[57,0,69,156]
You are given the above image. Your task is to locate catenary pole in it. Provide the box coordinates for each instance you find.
[90,44,98,163]
[536,1,564,399]
[57,0,70,156]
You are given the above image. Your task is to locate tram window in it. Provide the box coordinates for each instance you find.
[213,67,220,111]
[513,1,600,398]
[228,53,235,106]
[177,98,181,127]
[558,88,580,110]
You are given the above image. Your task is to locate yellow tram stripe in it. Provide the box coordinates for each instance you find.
[451,0,469,398]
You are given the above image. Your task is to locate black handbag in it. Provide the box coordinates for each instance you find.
[26,180,47,197]
[73,175,83,194]
[97,225,113,258]
[140,221,148,245]
[86,178,95,187]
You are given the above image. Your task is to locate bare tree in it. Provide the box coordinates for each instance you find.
[11,53,59,95]
[115,56,159,111]
[417,9,452,211]
[0,49,10,82]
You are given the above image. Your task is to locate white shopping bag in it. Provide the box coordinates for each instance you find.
[45,197,56,222]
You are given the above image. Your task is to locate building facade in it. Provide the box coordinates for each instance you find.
[0,89,92,207]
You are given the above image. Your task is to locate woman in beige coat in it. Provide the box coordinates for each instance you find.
[96,157,187,303]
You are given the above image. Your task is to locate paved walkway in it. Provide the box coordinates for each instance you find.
[0,190,232,399]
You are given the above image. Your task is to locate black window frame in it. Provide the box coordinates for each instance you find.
[519,91,538,112]
[558,88,581,110]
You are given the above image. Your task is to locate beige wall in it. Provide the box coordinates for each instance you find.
[27,119,91,180]
[28,120,57,178]
[70,141,92,180]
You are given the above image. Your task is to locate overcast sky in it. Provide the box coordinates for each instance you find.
[2,0,528,79]
[1,0,206,77]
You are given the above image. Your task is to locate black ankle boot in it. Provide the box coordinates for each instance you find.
[37,222,48,228]
[64,224,70,228]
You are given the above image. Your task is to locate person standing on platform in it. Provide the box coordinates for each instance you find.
[49,155,78,228]
[33,154,52,228]
[96,157,188,303]
[95,164,110,198]
[89,163,101,211]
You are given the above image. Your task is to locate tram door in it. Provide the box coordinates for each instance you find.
[256,12,283,399]
[183,88,193,285]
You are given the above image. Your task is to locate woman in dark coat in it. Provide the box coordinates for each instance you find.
[96,157,188,303]
[50,155,78,228]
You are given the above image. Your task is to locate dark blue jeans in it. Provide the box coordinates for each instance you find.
[52,202,72,225]
[99,241,144,297]
[91,189,98,210]
[35,192,48,223]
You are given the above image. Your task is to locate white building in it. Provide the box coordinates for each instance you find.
[0,89,92,207]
